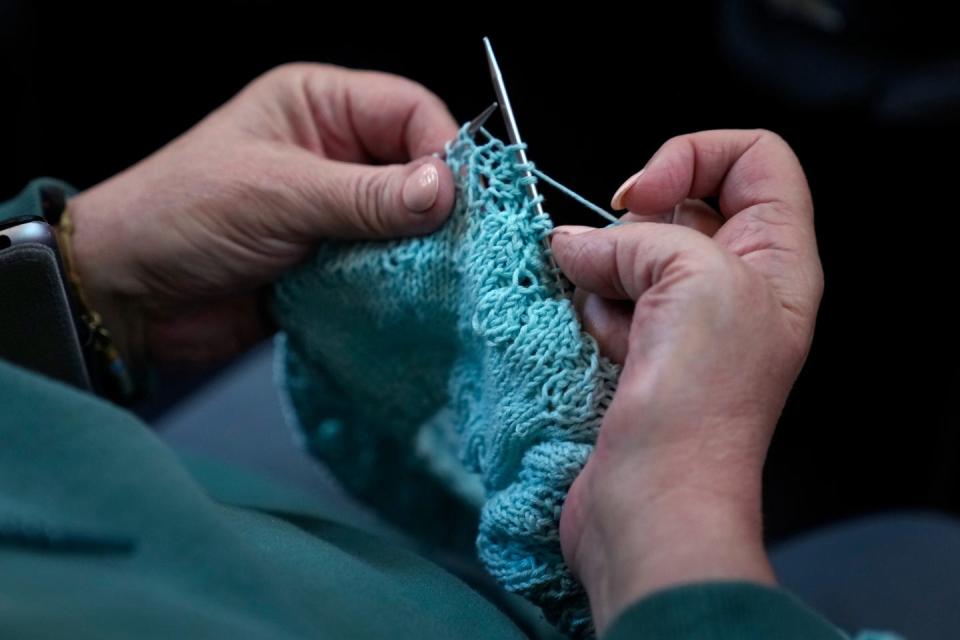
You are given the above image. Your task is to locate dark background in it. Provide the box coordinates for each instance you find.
[2,0,958,542]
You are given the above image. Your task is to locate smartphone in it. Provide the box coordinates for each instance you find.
[0,218,92,390]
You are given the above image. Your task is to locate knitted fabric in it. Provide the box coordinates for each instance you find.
[273,124,620,637]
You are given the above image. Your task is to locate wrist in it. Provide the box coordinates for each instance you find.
[66,184,146,366]
[563,450,773,634]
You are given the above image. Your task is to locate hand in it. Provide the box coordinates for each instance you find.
[552,130,823,633]
[68,63,458,366]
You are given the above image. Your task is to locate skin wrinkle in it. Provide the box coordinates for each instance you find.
[341,80,368,163]
[716,216,820,339]
[716,131,766,212]
[679,136,704,201]
[255,155,326,243]
[720,139,802,217]
[393,88,422,161]
[394,83,453,160]
[306,72,364,163]
[228,71,295,144]
[250,83,292,143]
[292,70,325,155]
[408,96,448,156]
[347,170,389,237]
[718,211,784,257]
[604,233,633,300]
[346,74,426,164]
[141,218,249,300]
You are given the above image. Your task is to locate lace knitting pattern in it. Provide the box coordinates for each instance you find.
[273,124,620,637]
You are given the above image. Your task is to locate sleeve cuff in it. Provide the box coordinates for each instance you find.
[0,178,77,226]
[603,581,847,640]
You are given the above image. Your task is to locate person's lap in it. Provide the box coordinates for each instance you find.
[157,343,960,640]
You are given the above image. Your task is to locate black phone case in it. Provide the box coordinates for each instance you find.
[0,242,91,390]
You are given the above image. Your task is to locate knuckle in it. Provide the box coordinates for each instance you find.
[253,63,342,100]
[263,62,335,82]
[651,135,697,193]
[348,171,391,236]
[357,69,421,93]
[566,233,603,279]
[751,129,803,168]
[726,207,790,254]
[255,63,303,89]
[753,128,788,149]
[683,245,733,289]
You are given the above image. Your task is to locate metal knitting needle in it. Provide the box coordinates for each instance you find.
[468,102,499,137]
[483,37,542,215]
[435,102,498,160]
[483,37,566,293]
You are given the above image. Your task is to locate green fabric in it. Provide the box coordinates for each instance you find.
[0,177,77,226]
[0,357,888,639]
[602,582,846,640]
[0,359,526,640]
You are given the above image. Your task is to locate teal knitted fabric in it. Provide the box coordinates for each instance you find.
[273,124,620,637]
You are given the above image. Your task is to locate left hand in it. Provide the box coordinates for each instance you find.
[69,63,458,366]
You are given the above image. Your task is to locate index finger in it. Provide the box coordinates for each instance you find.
[301,65,459,163]
[614,129,822,337]
[613,129,812,222]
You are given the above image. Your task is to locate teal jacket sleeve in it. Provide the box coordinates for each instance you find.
[604,582,859,640]
[0,177,77,226]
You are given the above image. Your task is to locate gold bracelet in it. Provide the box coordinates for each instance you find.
[56,208,137,400]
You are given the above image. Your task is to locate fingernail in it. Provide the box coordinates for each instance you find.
[610,169,645,211]
[403,163,439,213]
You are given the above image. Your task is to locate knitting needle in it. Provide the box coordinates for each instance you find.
[482,37,567,294]
[434,102,499,161]
[468,102,499,137]
[482,38,542,213]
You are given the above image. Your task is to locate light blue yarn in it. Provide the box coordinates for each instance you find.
[273,123,620,637]
[530,168,620,225]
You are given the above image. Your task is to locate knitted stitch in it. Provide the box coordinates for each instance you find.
[273,124,620,637]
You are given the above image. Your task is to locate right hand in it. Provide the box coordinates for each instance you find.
[552,130,823,633]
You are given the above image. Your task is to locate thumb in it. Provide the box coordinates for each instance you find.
[550,222,728,303]
[280,155,456,240]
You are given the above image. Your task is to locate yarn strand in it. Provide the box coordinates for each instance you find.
[476,126,620,226]
[530,168,621,225]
